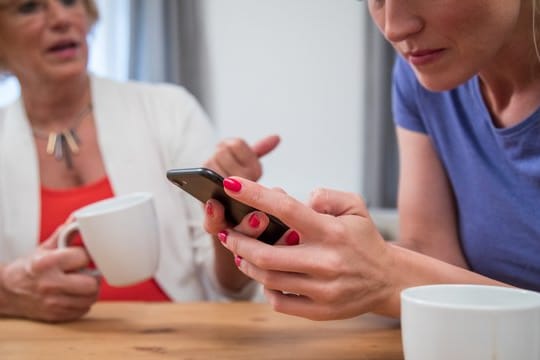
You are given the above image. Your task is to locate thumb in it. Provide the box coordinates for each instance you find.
[41,215,76,250]
[308,188,369,217]
[252,134,280,158]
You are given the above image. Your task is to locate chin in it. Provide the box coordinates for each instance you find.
[45,63,88,82]
[414,70,475,92]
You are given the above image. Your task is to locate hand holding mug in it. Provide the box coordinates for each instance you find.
[57,192,160,287]
[0,226,99,323]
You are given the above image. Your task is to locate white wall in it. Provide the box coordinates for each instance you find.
[201,0,366,202]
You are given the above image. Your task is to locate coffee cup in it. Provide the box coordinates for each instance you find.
[400,284,540,360]
[57,192,160,287]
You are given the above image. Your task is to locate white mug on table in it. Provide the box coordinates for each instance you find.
[57,192,160,287]
[401,284,540,360]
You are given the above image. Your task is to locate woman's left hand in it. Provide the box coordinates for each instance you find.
[213,177,397,320]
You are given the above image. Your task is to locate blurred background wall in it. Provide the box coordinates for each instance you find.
[0,0,398,238]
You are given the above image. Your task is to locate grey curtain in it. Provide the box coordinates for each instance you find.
[128,0,209,110]
[362,13,398,208]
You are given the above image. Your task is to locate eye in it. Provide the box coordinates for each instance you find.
[59,0,78,7]
[17,0,43,14]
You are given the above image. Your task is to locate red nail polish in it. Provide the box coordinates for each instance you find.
[223,178,242,192]
[248,213,260,228]
[205,202,214,216]
[235,255,243,267]
[285,230,300,246]
[218,230,228,243]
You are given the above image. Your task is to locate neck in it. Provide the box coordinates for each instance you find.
[477,2,540,127]
[20,73,92,130]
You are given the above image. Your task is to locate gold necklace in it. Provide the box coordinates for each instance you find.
[31,104,93,169]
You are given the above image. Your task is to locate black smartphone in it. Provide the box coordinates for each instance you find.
[166,167,288,245]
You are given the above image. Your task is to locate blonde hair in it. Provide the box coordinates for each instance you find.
[534,0,540,62]
[0,0,100,73]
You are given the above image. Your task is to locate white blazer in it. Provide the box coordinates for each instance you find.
[0,76,258,301]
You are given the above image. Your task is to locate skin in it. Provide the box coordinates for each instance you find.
[205,0,540,320]
[0,0,277,321]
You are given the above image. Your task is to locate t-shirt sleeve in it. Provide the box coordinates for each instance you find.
[391,56,427,133]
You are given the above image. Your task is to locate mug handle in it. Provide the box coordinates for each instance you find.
[57,222,101,277]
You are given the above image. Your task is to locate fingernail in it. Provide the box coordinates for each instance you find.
[205,201,214,216]
[223,178,242,192]
[285,230,300,246]
[235,254,243,267]
[218,230,228,243]
[248,213,260,228]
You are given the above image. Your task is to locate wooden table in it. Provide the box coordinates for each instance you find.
[0,302,403,359]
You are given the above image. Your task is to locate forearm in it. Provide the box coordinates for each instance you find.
[391,237,470,269]
[212,236,252,292]
[375,244,508,318]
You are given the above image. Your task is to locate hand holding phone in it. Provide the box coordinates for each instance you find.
[167,167,288,245]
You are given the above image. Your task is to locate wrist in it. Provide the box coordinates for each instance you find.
[370,243,404,317]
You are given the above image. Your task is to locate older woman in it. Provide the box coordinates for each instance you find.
[0,0,279,322]
[205,0,540,320]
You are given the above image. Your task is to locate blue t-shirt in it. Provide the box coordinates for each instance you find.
[392,56,540,291]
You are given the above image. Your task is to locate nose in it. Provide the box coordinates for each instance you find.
[47,0,72,30]
[383,1,423,43]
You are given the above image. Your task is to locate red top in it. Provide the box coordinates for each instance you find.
[40,177,170,302]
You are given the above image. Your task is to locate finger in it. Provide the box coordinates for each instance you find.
[222,177,324,237]
[235,255,327,300]
[38,295,96,323]
[308,188,369,217]
[221,228,332,275]
[31,247,91,275]
[204,199,229,235]
[251,134,280,158]
[41,217,79,250]
[55,273,100,297]
[225,138,260,168]
[213,140,261,179]
[270,186,288,195]
[233,211,270,239]
[221,138,257,166]
[264,288,340,321]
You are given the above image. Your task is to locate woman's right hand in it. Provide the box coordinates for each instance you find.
[0,226,100,323]
[206,177,398,320]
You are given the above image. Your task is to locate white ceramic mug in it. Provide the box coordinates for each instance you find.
[58,192,160,287]
[400,284,540,360]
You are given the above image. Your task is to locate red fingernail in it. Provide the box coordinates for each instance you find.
[205,202,214,216]
[285,230,300,246]
[223,178,242,192]
[248,213,260,228]
[235,255,243,267]
[218,230,228,243]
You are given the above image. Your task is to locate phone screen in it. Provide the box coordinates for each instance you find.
[167,167,288,245]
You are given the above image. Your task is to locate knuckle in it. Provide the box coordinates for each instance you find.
[248,187,263,203]
[251,248,273,269]
[42,297,64,310]
[226,232,241,255]
[321,221,347,242]
[36,281,58,295]
[259,270,278,288]
[274,193,296,218]
[318,283,341,305]
[229,138,247,149]
[310,187,327,204]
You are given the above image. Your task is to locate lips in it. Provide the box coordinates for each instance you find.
[406,48,445,66]
[47,40,79,53]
